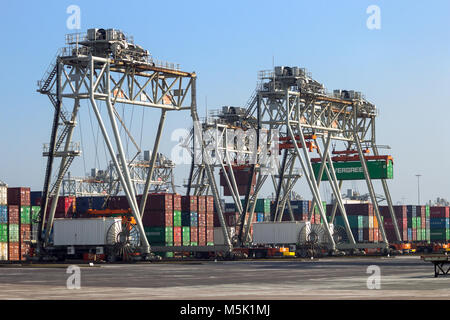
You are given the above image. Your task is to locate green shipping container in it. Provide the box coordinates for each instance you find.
[182,227,190,246]
[255,199,270,213]
[207,242,214,246]
[8,224,19,242]
[312,160,393,181]
[334,216,363,229]
[31,206,41,223]
[430,229,448,241]
[0,224,7,242]
[241,199,271,213]
[20,206,31,224]
[313,201,326,215]
[173,210,182,227]
[425,205,430,217]
[144,227,173,244]
[190,242,198,246]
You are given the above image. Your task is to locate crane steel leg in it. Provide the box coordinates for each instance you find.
[43,99,80,245]
[238,164,256,244]
[317,138,356,244]
[287,92,336,250]
[330,180,343,224]
[308,135,332,220]
[39,61,62,246]
[276,156,297,222]
[354,134,388,248]
[89,57,150,254]
[273,149,288,220]
[243,173,269,243]
[372,144,401,242]
[139,109,167,216]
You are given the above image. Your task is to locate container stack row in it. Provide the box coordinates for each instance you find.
[330,203,382,242]
[31,192,76,219]
[4,187,32,261]
[429,206,449,242]
[137,194,216,257]
[269,200,325,224]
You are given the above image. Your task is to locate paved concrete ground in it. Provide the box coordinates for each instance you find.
[0,255,449,299]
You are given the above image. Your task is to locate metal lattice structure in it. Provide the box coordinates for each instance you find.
[61,152,176,196]
[37,28,196,255]
[189,66,400,252]
[244,66,400,250]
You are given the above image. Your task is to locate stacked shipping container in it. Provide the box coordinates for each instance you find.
[327,203,376,242]
[0,185,7,260]
[7,187,31,261]
[429,206,449,242]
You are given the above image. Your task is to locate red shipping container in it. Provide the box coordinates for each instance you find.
[198,211,206,227]
[384,229,395,242]
[107,195,129,210]
[190,227,198,243]
[344,203,374,216]
[173,194,181,211]
[142,209,173,227]
[198,196,206,213]
[20,242,30,261]
[181,195,198,212]
[7,187,30,206]
[139,193,173,211]
[35,196,75,217]
[206,213,214,227]
[206,228,214,243]
[173,226,182,246]
[379,205,407,220]
[8,243,20,261]
[363,228,374,242]
[20,225,31,242]
[430,206,449,218]
[8,205,19,224]
[416,205,425,217]
[206,196,214,213]
[383,218,407,233]
[198,226,206,246]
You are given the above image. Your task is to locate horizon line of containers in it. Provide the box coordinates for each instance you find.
[0,185,448,261]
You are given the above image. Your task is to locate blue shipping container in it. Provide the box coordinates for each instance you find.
[257,213,264,222]
[76,196,107,213]
[358,229,364,242]
[30,191,43,206]
[430,218,449,229]
[0,205,7,223]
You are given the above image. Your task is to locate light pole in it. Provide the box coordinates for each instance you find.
[415,174,422,205]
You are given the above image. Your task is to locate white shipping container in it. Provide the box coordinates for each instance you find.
[53,218,122,246]
[252,221,310,245]
[214,227,235,245]
[369,216,374,229]
[0,243,7,260]
[0,186,7,205]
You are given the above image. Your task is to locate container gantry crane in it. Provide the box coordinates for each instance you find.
[37,28,197,258]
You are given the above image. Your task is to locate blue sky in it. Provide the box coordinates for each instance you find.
[0,0,449,205]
